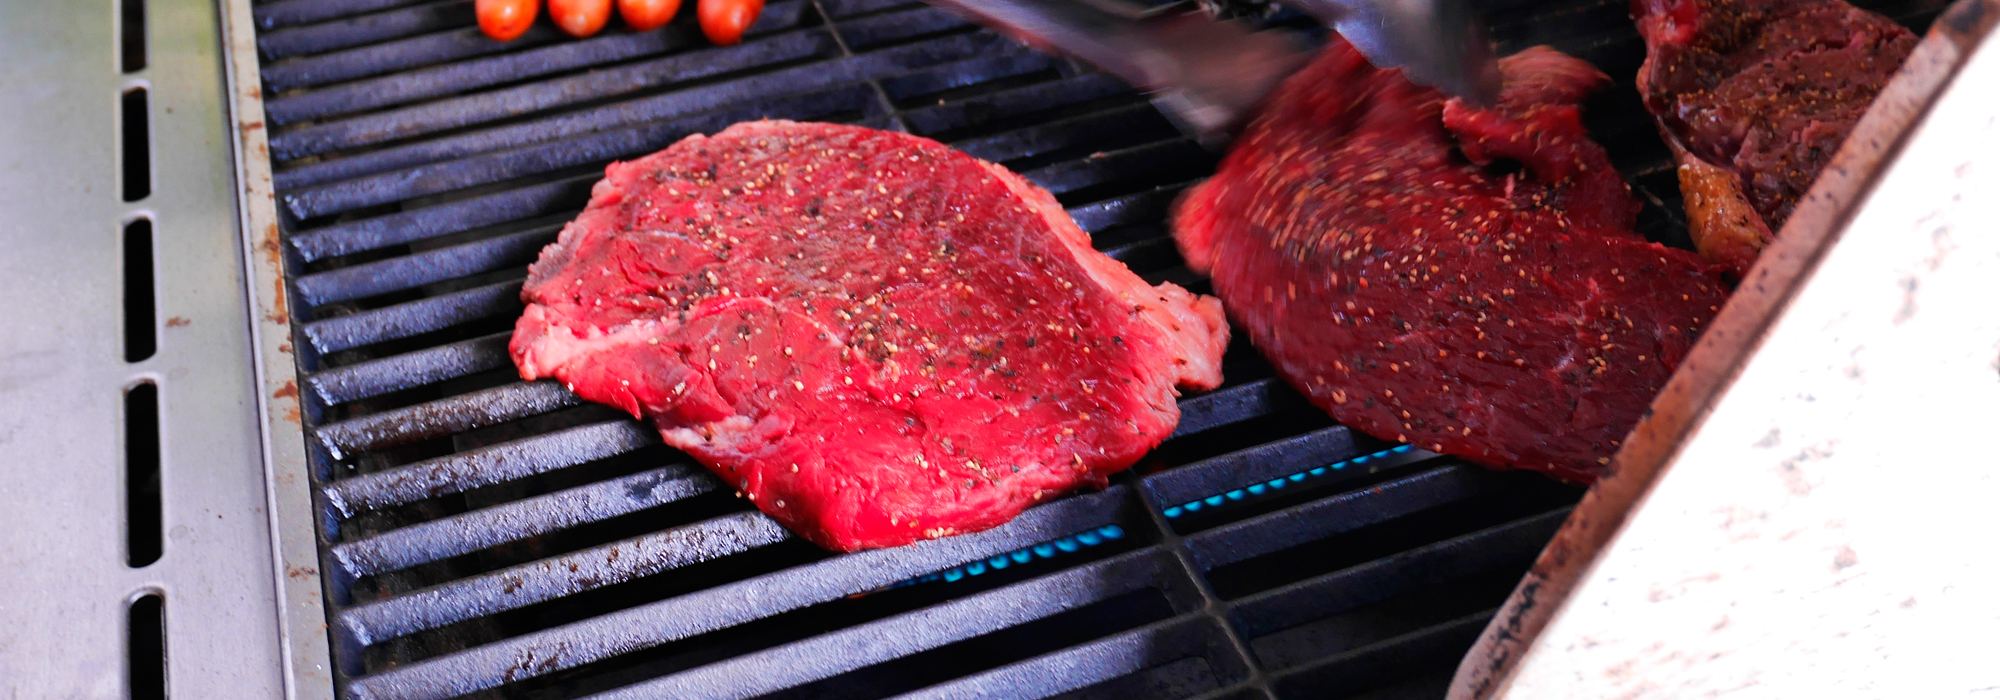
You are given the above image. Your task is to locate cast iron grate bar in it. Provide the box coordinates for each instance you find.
[1182,466,1504,572]
[267,29,1005,161]
[256,1,483,63]
[267,43,1056,192]
[327,462,718,578]
[292,225,558,308]
[1159,443,1437,521]
[281,82,879,218]
[304,333,513,406]
[1263,611,1495,698]
[254,0,434,32]
[313,380,582,458]
[1142,426,1359,509]
[577,548,1202,700]
[1223,508,1571,641]
[241,0,1942,697]
[263,25,570,97]
[288,176,595,262]
[340,488,1133,698]
[884,615,1248,700]
[323,419,653,514]
[301,278,523,355]
[336,511,793,646]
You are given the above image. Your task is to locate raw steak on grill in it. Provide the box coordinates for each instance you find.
[1635,0,1916,276]
[512,120,1228,551]
[1172,40,1729,483]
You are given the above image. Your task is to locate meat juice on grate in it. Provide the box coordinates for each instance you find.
[1174,39,1730,483]
[512,120,1228,551]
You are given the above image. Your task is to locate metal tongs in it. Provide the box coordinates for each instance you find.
[922,0,1501,145]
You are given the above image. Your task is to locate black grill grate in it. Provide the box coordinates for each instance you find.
[252,0,1948,698]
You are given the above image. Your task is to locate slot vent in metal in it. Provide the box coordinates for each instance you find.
[121,0,146,73]
[124,217,157,362]
[121,88,151,202]
[126,381,162,568]
[128,592,167,700]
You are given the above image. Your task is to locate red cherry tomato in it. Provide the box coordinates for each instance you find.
[697,0,762,45]
[549,0,613,37]
[476,0,540,41]
[619,0,681,31]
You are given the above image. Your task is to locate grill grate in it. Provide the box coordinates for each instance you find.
[251,0,1949,698]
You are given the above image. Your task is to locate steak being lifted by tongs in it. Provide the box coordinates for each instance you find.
[1173,39,1730,483]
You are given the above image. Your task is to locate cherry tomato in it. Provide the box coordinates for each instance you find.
[549,0,613,37]
[476,0,540,41]
[619,0,681,31]
[698,0,762,45]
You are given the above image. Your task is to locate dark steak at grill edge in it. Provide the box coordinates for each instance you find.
[1636,0,1917,276]
[1173,40,1730,483]
[512,120,1229,551]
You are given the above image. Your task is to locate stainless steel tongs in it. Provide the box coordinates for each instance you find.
[921,0,1501,145]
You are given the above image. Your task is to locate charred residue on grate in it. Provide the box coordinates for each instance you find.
[248,0,1947,698]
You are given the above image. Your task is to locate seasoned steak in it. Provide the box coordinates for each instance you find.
[513,120,1228,551]
[1636,0,1916,275]
[1173,41,1728,483]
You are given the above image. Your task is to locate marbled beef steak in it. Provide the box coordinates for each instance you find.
[1636,0,1917,275]
[1174,40,1729,483]
[513,120,1228,551]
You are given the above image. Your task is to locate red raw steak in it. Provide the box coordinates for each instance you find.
[1635,0,1916,275]
[513,120,1228,551]
[1173,40,1728,483]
